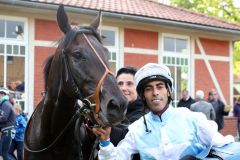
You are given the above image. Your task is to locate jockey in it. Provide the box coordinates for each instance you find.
[93,63,240,160]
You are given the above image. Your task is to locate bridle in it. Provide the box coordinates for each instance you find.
[82,33,111,124]
[24,31,112,156]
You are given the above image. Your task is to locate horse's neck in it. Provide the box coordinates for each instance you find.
[41,93,77,133]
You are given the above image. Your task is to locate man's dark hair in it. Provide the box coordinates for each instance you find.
[116,66,137,78]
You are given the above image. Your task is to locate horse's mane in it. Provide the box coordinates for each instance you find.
[60,26,102,50]
[43,55,54,90]
[43,26,102,90]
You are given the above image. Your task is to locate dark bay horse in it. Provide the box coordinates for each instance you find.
[24,4,127,160]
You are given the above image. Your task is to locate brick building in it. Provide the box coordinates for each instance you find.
[0,0,240,124]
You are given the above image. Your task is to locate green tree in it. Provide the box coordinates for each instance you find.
[171,0,240,75]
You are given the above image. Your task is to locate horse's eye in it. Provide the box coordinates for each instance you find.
[72,51,86,61]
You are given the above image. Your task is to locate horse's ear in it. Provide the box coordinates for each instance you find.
[90,10,102,30]
[57,4,71,34]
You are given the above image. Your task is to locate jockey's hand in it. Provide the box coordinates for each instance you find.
[92,127,111,141]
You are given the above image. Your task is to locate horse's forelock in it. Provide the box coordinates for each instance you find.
[79,26,102,43]
[62,29,78,50]
[58,26,102,52]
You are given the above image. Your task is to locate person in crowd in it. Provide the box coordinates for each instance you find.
[15,81,24,93]
[177,89,195,109]
[92,63,240,160]
[7,82,16,92]
[0,88,16,160]
[105,66,144,160]
[110,66,144,147]
[208,88,228,131]
[207,91,214,101]
[9,103,27,160]
[234,97,240,141]
[190,90,216,120]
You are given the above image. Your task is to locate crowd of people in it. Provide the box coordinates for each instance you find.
[0,88,27,160]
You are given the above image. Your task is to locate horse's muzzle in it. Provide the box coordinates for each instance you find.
[104,98,128,126]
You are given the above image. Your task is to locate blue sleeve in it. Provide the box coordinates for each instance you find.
[16,116,27,134]
[0,104,11,123]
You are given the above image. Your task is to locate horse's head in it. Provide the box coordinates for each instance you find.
[46,4,127,127]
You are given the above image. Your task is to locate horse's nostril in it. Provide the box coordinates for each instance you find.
[106,99,126,124]
[108,99,119,110]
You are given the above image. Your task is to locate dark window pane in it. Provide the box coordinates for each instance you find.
[101,30,115,46]
[7,56,13,64]
[0,20,5,37]
[13,45,18,55]
[167,57,171,64]
[172,57,175,64]
[164,37,174,52]
[176,57,180,65]
[0,44,4,54]
[163,56,166,63]
[20,46,25,55]
[7,45,12,54]
[112,52,116,60]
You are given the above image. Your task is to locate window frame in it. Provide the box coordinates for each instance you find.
[0,15,28,111]
[161,33,191,107]
[100,26,119,74]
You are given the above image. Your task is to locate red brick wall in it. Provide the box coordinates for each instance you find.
[194,38,230,103]
[35,19,63,41]
[220,117,238,136]
[195,60,230,103]
[34,19,62,107]
[34,46,56,107]
[195,38,229,56]
[124,53,158,68]
[124,28,158,50]
[210,61,230,103]
[195,60,215,98]
[124,28,159,67]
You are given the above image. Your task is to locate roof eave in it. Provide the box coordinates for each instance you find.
[2,0,240,37]
[103,12,240,37]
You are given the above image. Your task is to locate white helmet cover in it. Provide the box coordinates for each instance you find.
[0,87,10,95]
[135,63,174,95]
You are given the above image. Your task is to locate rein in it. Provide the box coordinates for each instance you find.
[24,101,89,153]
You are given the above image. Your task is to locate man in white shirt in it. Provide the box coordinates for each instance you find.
[92,63,240,160]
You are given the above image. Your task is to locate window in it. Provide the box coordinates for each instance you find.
[0,17,26,110]
[164,36,187,54]
[0,19,24,40]
[101,30,115,46]
[162,34,190,107]
[101,29,118,73]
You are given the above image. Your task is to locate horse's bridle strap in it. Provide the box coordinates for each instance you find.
[83,33,109,71]
[89,70,109,113]
[83,33,111,114]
